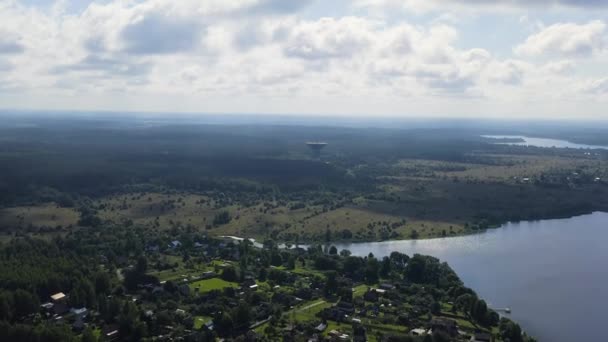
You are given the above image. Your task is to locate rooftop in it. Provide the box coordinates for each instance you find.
[51,292,66,301]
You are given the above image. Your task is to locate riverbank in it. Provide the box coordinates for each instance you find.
[224,210,606,246]
[328,212,608,342]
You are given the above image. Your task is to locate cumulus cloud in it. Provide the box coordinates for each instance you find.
[284,17,375,60]
[582,78,608,94]
[53,55,150,77]
[121,14,204,54]
[357,0,608,13]
[542,60,575,74]
[515,21,606,57]
[487,60,527,85]
[445,0,607,7]
[0,0,606,117]
[0,38,23,54]
[243,0,315,14]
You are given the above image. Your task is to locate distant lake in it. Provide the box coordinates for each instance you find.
[332,212,608,342]
[483,135,608,150]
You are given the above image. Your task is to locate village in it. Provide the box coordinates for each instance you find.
[23,233,527,342]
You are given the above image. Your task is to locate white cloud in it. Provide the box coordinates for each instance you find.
[581,78,608,94]
[487,60,527,85]
[356,0,608,14]
[0,0,606,118]
[542,60,575,74]
[515,21,606,57]
[284,17,375,60]
[0,36,24,54]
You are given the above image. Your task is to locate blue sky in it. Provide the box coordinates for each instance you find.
[1,0,607,118]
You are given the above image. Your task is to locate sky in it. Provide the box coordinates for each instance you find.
[1,0,608,119]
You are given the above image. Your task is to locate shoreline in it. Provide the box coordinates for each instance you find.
[217,210,606,246]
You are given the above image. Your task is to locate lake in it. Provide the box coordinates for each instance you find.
[332,212,608,342]
[483,135,608,150]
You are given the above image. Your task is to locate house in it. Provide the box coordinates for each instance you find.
[70,307,88,320]
[50,292,67,303]
[71,310,87,332]
[410,328,427,336]
[41,302,54,313]
[249,284,259,291]
[373,288,386,295]
[102,325,120,342]
[379,283,395,291]
[315,323,327,332]
[328,330,350,341]
[204,321,214,331]
[169,240,182,249]
[471,332,492,342]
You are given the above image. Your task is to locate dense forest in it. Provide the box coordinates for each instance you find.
[1,114,607,243]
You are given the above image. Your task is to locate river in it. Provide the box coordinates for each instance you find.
[332,212,608,342]
[482,135,608,150]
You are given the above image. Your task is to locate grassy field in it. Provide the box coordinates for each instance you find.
[189,278,239,293]
[2,152,607,243]
[0,204,79,230]
[89,191,466,241]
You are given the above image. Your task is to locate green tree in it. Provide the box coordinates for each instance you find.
[258,267,268,282]
[232,302,252,329]
[329,246,338,255]
[286,256,296,270]
[500,318,523,342]
[94,272,112,295]
[364,257,380,284]
[214,312,234,337]
[136,255,148,274]
[0,292,13,321]
[325,271,338,296]
[82,326,97,342]
[339,249,351,257]
[380,256,391,278]
[213,212,231,226]
[13,289,39,318]
[221,266,238,282]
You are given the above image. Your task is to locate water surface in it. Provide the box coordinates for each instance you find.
[483,135,608,150]
[332,212,608,342]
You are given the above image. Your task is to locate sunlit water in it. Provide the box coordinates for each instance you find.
[332,212,608,342]
[482,135,608,150]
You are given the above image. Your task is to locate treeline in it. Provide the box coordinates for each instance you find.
[0,120,502,208]
[0,238,113,322]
